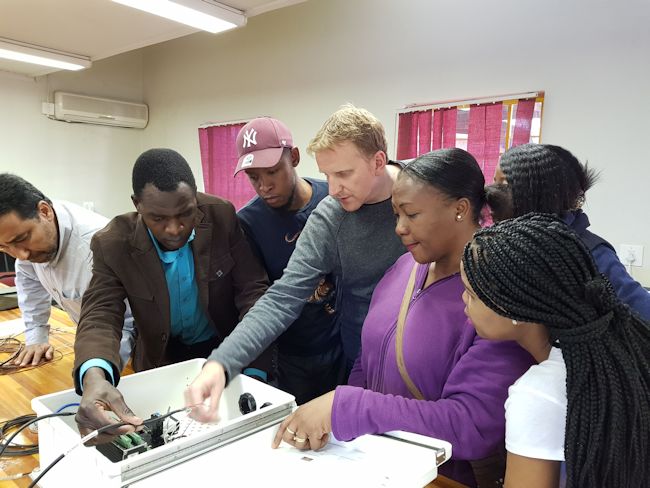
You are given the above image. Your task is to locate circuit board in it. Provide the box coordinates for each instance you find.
[95,393,271,463]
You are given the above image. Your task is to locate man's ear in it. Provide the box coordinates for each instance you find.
[131,194,140,213]
[372,150,387,175]
[37,201,55,223]
[291,147,300,168]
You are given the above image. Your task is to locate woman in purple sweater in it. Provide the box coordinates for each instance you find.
[272,149,535,487]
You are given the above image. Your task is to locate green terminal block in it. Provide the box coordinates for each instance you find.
[127,432,143,445]
[115,435,132,449]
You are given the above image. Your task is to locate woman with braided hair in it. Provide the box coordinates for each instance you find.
[486,142,650,320]
[461,213,650,488]
[272,148,535,487]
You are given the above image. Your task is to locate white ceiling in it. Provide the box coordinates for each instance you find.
[0,0,306,78]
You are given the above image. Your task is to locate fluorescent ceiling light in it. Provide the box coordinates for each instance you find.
[0,38,91,71]
[113,0,247,34]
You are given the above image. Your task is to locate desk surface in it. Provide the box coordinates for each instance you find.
[0,306,121,488]
[0,306,466,488]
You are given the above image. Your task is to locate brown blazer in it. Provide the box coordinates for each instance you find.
[73,193,272,393]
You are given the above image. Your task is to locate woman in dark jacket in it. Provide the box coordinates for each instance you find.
[487,143,650,320]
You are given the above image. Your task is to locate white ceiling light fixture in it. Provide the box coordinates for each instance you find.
[0,38,91,71]
[112,0,247,34]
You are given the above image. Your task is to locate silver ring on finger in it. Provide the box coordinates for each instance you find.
[293,436,307,443]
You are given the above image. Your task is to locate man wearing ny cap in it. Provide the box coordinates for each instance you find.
[236,117,346,405]
[185,104,408,423]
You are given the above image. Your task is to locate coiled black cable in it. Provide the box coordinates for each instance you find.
[0,412,75,458]
[0,414,39,456]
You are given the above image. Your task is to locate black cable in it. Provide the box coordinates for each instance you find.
[29,453,63,488]
[26,421,134,488]
[0,412,75,457]
[29,406,196,487]
[0,337,22,366]
[0,414,38,456]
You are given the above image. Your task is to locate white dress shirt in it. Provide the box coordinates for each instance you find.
[15,201,134,369]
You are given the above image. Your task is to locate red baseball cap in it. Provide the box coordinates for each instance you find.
[234,117,293,176]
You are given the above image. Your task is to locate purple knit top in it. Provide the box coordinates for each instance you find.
[331,253,535,487]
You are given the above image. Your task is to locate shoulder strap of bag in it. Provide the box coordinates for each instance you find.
[395,263,425,401]
[396,263,506,487]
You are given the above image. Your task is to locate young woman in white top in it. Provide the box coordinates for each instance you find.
[460,213,650,488]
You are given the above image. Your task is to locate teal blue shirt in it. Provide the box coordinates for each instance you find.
[148,229,213,345]
[79,229,214,389]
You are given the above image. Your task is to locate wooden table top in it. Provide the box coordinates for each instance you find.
[1,306,78,487]
[0,305,465,488]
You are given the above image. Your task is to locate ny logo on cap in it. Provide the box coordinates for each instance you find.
[243,129,257,148]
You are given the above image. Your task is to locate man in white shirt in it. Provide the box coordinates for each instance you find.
[0,174,134,369]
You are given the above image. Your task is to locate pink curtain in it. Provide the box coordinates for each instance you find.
[198,123,256,210]
[396,112,413,160]
[468,105,486,167]
[512,99,536,147]
[417,110,433,156]
[398,99,535,166]
[467,103,503,184]
[483,103,503,184]
[409,112,419,158]
[442,108,457,148]
[432,110,443,150]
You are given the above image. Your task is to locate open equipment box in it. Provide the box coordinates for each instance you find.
[32,358,452,487]
[32,359,295,487]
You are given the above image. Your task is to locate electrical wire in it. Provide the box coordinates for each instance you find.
[29,454,63,487]
[0,334,69,375]
[0,328,75,374]
[0,471,31,481]
[0,414,39,456]
[56,403,80,413]
[0,337,22,366]
[167,405,199,442]
[0,412,75,457]
[0,348,65,375]
[29,405,202,487]
[179,405,199,439]
[163,416,180,442]
[50,326,76,335]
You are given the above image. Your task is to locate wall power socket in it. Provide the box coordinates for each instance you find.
[619,245,643,267]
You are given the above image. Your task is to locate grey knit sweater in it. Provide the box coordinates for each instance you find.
[209,191,406,381]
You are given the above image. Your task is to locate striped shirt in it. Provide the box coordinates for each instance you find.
[15,201,134,347]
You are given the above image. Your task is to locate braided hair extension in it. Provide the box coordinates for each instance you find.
[498,143,600,218]
[462,213,650,488]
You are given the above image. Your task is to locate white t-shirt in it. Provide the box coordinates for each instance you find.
[505,346,567,461]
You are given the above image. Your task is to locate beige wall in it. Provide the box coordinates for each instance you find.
[1,0,649,284]
[0,50,143,217]
[139,0,650,285]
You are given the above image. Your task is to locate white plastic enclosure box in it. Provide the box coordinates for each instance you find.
[31,358,296,488]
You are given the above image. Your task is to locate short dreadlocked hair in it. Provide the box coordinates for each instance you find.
[498,143,599,218]
[132,149,197,200]
[462,213,650,488]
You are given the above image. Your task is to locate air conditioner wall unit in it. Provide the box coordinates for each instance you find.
[53,91,148,129]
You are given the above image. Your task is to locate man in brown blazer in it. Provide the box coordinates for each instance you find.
[73,148,273,445]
